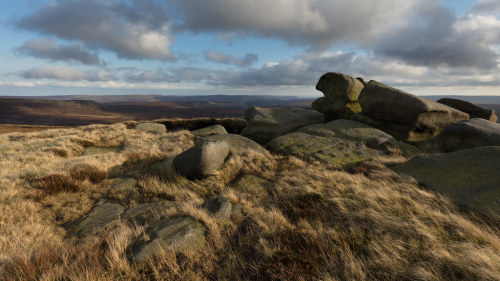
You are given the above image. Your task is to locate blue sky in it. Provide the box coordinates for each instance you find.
[0,0,499,97]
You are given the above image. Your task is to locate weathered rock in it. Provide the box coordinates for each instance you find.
[267,132,379,170]
[437,98,497,122]
[437,118,500,152]
[173,140,230,178]
[392,146,500,216]
[232,174,271,198]
[312,72,364,120]
[191,125,228,138]
[70,203,125,236]
[241,107,324,145]
[298,119,398,151]
[196,134,269,156]
[122,201,175,226]
[356,77,367,86]
[135,123,166,133]
[129,216,206,264]
[355,80,469,142]
[202,197,232,220]
[105,178,138,200]
[397,141,426,158]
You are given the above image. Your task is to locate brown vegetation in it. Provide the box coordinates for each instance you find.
[1,121,500,280]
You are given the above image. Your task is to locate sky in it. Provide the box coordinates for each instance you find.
[0,0,499,97]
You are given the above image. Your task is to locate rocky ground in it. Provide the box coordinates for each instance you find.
[1,73,500,280]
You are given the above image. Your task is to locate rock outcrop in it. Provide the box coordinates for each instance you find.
[297,119,398,151]
[122,201,175,226]
[196,134,270,156]
[312,72,364,120]
[173,140,230,178]
[354,80,469,142]
[437,118,500,152]
[437,98,497,122]
[267,132,379,169]
[392,146,500,216]
[241,107,324,145]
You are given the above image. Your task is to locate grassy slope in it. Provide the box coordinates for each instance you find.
[1,123,500,280]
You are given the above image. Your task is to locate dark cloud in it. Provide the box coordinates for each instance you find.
[172,0,435,50]
[16,38,101,65]
[13,66,115,81]
[471,0,500,14]
[17,0,175,61]
[204,52,258,67]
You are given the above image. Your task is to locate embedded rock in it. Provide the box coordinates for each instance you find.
[312,72,364,120]
[355,80,469,142]
[298,119,398,151]
[70,203,125,236]
[122,201,175,226]
[173,140,230,178]
[129,216,206,264]
[191,125,228,138]
[437,98,497,122]
[135,123,166,133]
[232,174,271,198]
[241,107,324,145]
[392,146,500,216]
[267,132,379,170]
[202,197,232,220]
[437,118,500,152]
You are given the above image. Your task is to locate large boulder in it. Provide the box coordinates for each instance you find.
[437,118,500,152]
[241,107,324,145]
[297,119,398,151]
[437,98,497,122]
[69,203,125,236]
[392,146,500,216]
[267,132,379,170]
[312,72,364,120]
[129,216,206,264]
[173,140,230,179]
[196,134,270,156]
[135,123,166,133]
[354,80,469,142]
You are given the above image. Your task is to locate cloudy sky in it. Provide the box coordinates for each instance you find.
[0,0,499,97]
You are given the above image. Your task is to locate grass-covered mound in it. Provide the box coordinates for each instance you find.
[1,122,500,280]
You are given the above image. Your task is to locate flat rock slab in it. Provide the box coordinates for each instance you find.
[122,201,175,226]
[70,203,125,236]
[298,119,398,151]
[438,118,500,152]
[129,216,206,264]
[356,80,469,142]
[437,98,497,122]
[241,107,324,145]
[392,146,500,216]
[191,125,228,138]
[197,134,269,156]
[267,132,379,170]
[173,140,230,179]
[135,123,166,133]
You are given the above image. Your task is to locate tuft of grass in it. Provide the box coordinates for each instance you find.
[30,174,80,195]
[69,164,107,184]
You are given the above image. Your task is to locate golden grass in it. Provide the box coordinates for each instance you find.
[1,121,500,280]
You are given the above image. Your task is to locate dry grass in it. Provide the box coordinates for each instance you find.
[1,121,500,280]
